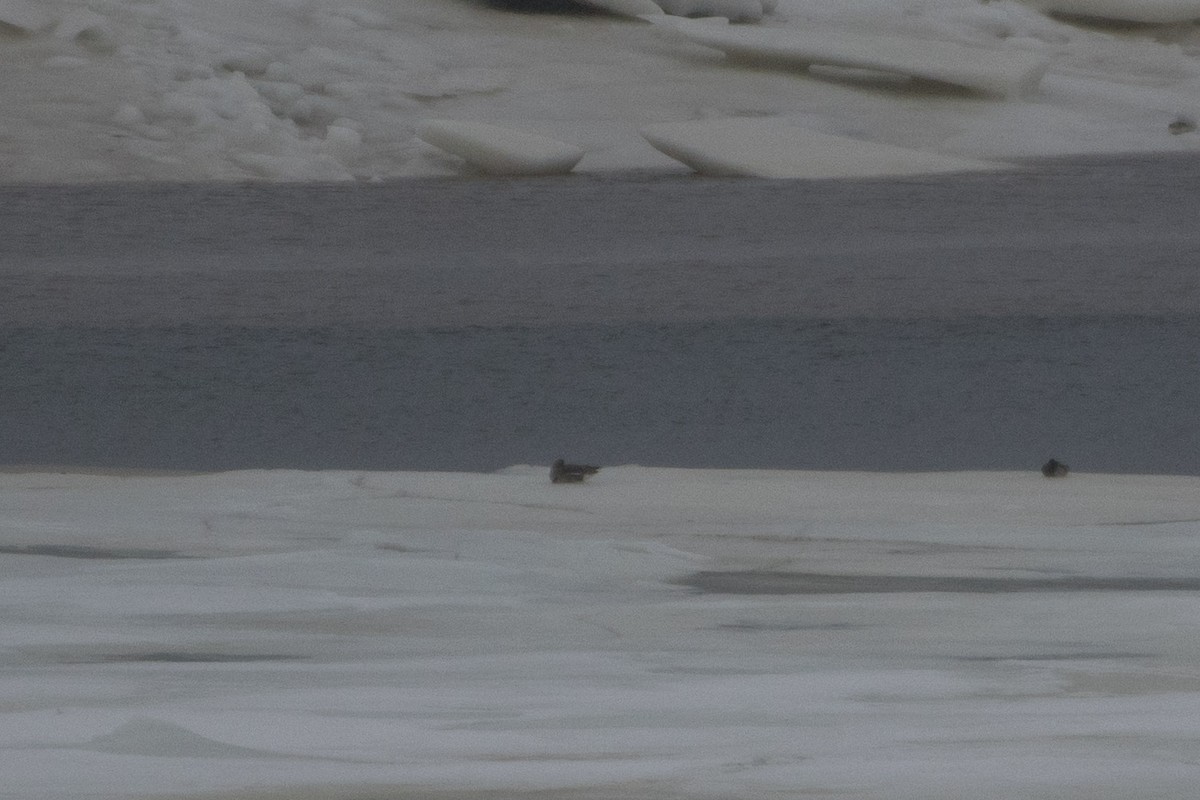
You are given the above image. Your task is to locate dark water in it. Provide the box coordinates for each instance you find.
[3,155,1199,473]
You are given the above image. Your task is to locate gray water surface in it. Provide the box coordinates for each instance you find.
[3,156,1198,473]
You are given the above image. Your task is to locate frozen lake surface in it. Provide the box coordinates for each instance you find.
[3,466,1200,799]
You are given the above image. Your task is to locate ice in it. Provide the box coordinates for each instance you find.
[578,0,672,16]
[581,0,774,20]
[652,0,774,22]
[0,0,56,34]
[2,0,1200,181]
[647,14,1052,98]
[85,717,283,759]
[1031,0,1200,24]
[641,116,1004,177]
[4,466,1200,798]
[417,119,585,175]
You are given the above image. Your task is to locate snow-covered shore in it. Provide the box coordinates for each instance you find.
[4,0,1200,180]
[3,465,1200,798]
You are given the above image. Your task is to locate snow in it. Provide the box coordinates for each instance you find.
[0,0,55,33]
[583,0,777,21]
[1032,0,1200,23]
[417,119,585,175]
[651,0,777,22]
[3,0,1200,181]
[3,465,1200,799]
[646,14,1052,98]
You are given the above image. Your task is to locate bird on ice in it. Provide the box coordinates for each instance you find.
[551,459,600,484]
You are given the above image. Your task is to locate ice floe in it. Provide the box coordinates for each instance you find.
[647,14,1052,98]
[640,116,1003,177]
[417,119,585,175]
[1031,0,1200,24]
[582,0,776,20]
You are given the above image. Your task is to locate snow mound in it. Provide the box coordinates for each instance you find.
[649,15,1051,98]
[417,119,585,176]
[640,117,1003,178]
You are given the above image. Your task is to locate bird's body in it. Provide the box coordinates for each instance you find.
[551,459,600,483]
[1041,458,1070,478]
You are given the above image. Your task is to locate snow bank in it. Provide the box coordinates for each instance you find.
[641,117,1003,177]
[1,0,1199,181]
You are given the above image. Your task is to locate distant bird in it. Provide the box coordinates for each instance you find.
[551,458,600,484]
[1168,114,1196,135]
[1041,458,1070,478]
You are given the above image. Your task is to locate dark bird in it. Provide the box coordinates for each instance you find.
[1041,458,1070,478]
[551,458,600,484]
